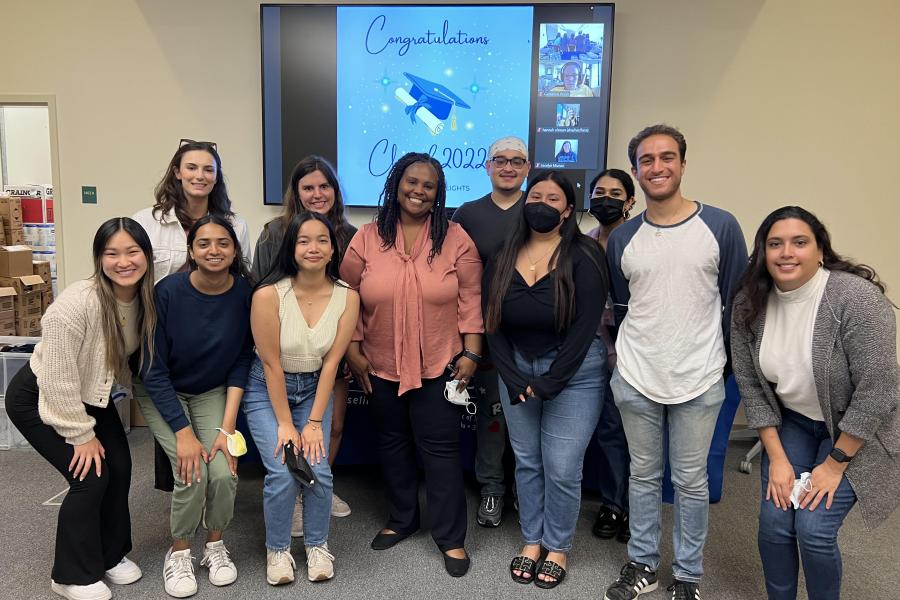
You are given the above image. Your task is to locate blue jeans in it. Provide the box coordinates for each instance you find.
[758,408,857,600]
[594,379,630,512]
[242,358,334,550]
[611,369,725,583]
[500,338,606,553]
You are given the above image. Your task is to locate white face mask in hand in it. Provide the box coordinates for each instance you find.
[444,381,477,415]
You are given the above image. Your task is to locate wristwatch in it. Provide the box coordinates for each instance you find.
[829,447,854,463]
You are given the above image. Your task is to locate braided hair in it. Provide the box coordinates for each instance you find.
[376,152,448,264]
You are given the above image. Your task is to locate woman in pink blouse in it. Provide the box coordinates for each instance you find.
[340,152,483,577]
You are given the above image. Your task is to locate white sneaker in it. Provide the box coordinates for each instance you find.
[50,580,111,600]
[306,544,335,582]
[266,549,296,586]
[105,556,142,585]
[163,548,197,598]
[200,540,237,586]
[331,492,352,517]
[291,494,304,537]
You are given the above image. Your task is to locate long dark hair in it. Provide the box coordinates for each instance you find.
[485,170,606,333]
[734,205,888,336]
[186,214,252,281]
[376,152,448,264]
[265,155,354,251]
[152,140,234,228]
[91,217,157,372]
[256,211,344,290]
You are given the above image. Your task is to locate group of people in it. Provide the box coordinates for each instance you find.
[4,124,897,600]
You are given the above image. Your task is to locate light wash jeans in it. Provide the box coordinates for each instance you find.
[611,368,725,583]
[758,408,856,600]
[500,338,606,552]
[242,358,334,550]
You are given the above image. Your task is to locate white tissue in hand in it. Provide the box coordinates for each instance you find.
[789,472,812,509]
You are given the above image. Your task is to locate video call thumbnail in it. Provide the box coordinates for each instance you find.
[556,103,580,126]
[537,23,604,98]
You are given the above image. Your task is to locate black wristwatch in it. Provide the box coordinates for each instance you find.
[829,447,854,463]
[462,349,482,365]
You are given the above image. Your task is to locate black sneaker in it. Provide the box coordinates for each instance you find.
[593,507,624,539]
[667,580,701,600]
[603,562,658,600]
[616,512,631,543]
[477,494,503,527]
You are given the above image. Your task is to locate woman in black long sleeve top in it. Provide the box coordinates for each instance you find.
[484,171,607,589]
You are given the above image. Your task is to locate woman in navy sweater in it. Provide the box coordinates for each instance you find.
[138,214,253,598]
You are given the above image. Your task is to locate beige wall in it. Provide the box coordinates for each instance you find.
[1,0,898,325]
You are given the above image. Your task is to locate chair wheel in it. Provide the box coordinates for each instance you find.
[740,461,752,474]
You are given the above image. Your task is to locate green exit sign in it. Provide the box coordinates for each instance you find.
[82,186,97,204]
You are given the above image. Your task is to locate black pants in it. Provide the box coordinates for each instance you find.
[5,363,132,585]
[369,375,467,551]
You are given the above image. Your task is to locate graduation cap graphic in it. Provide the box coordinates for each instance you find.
[394,72,472,136]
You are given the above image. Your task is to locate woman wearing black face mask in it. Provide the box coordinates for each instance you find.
[586,168,637,545]
[484,170,608,589]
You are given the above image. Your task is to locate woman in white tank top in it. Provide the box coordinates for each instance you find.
[242,212,359,586]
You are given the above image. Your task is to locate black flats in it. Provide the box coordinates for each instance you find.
[370,529,415,550]
[443,551,471,577]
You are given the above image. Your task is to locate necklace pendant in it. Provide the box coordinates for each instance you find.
[655,229,663,238]
[529,265,536,271]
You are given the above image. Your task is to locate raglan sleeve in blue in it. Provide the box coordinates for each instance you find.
[140,278,191,433]
[711,210,749,350]
[606,225,632,327]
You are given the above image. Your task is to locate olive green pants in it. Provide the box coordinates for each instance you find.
[136,386,238,540]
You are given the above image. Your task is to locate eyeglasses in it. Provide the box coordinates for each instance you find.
[490,157,528,168]
[179,138,218,152]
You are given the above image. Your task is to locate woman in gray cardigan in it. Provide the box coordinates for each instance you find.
[731,206,899,600]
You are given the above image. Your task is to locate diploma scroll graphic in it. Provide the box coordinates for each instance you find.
[395,88,444,136]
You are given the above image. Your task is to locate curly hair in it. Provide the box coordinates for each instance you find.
[376,152,448,264]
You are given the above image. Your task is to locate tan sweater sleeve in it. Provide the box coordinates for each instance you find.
[35,299,97,445]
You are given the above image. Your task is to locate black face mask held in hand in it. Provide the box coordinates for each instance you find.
[589,196,626,226]
[524,202,563,233]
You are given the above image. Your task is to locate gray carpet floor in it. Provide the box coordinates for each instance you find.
[1,428,896,599]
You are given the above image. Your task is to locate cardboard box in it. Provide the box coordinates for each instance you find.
[0,275,45,315]
[15,314,41,336]
[0,197,23,226]
[130,397,147,427]
[0,287,15,312]
[0,246,34,277]
[33,260,52,282]
[2,229,24,245]
[41,289,54,312]
[0,311,15,336]
[0,223,6,246]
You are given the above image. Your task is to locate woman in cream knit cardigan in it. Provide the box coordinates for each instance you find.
[5,217,157,600]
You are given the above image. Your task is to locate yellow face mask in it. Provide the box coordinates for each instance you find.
[216,428,248,457]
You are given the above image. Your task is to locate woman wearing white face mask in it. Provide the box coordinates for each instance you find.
[484,170,607,589]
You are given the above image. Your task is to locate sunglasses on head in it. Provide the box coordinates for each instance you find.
[178,138,218,152]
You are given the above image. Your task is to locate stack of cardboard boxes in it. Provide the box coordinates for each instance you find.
[0,196,26,246]
[0,246,52,336]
